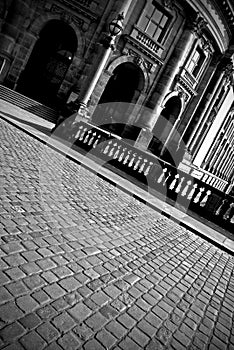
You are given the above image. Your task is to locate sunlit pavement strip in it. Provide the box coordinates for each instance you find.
[0,115,234,349]
[1,109,234,255]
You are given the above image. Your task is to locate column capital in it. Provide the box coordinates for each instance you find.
[223,58,234,86]
[162,0,175,10]
[186,13,207,36]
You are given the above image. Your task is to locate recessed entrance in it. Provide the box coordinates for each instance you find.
[93,62,144,136]
[149,96,182,157]
[17,20,77,106]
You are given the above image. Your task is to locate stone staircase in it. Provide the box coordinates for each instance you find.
[0,84,59,123]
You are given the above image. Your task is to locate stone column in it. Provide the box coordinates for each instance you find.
[203,133,223,170]
[226,156,234,180]
[74,0,133,119]
[222,147,232,179]
[0,0,30,83]
[179,53,220,143]
[212,139,227,175]
[187,57,233,153]
[134,13,206,149]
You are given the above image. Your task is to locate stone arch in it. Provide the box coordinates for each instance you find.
[107,55,149,94]
[16,18,79,106]
[162,90,185,119]
[148,94,183,157]
[28,13,85,58]
[91,56,147,138]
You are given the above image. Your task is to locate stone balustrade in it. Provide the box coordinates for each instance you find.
[63,121,234,232]
[131,27,165,57]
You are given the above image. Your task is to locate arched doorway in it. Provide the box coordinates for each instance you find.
[93,62,144,136]
[17,20,77,107]
[149,96,182,160]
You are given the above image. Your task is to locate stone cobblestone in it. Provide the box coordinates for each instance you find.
[0,118,234,349]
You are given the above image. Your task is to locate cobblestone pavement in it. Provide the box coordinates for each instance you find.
[0,118,234,350]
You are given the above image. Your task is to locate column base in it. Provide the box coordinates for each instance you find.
[178,148,193,173]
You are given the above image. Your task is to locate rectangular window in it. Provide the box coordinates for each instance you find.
[138,2,171,44]
[187,47,206,77]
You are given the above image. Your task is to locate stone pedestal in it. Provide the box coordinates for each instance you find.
[178,148,193,173]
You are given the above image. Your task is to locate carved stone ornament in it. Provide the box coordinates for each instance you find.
[124,48,153,72]
[162,0,175,10]
[50,4,86,29]
[175,86,189,101]
[187,13,207,35]
[201,37,213,53]
[224,61,234,86]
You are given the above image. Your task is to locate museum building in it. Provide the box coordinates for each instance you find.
[0,0,234,193]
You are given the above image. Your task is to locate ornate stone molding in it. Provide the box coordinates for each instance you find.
[162,0,175,10]
[175,74,197,97]
[50,4,87,30]
[123,47,154,72]
[187,13,207,36]
[53,0,97,21]
[200,37,214,54]
[123,34,164,67]
[174,85,189,102]
[223,60,234,86]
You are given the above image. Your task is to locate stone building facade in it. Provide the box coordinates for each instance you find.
[0,0,234,193]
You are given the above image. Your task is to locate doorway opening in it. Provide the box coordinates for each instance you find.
[93,62,144,137]
[149,96,182,161]
[17,20,77,107]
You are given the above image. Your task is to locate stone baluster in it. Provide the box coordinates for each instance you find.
[163,171,171,186]
[223,203,234,221]
[157,168,168,184]
[79,127,88,141]
[144,161,153,176]
[123,150,132,165]
[175,177,185,193]
[187,183,198,200]
[83,130,92,143]
[109,143,118,157]
[229,206,234,223]
[133,156,142,171]
[118,148,127,162]
[93,135,101,148]
[181,180,192,197]
[169,174,179,190]
[113,145,121,159]
[88,131,96,146]
[193,187,205,203]
[128,153,137,168]
[74,125,84,139]
[215,199,228,215]
[138,159,147,173]
[200,190,211,207]
[103,140,111,154]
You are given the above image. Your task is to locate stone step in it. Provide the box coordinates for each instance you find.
[0,84,59,123]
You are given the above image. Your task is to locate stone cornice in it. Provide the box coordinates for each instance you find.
[213,0,234,32]
[175,74,197,96]
[183,0,230,53]
[56,0,98,21]
[123,34,164,66]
